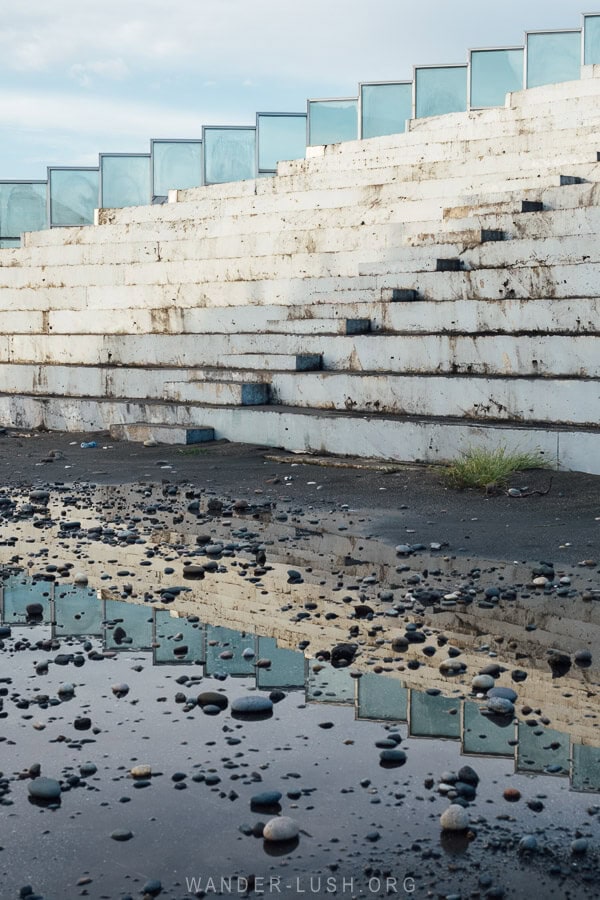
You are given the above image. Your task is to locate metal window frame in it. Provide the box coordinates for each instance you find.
[0,179,47,239]
[201,124,256,186]
[46,166,99,228]
[306,96,358,146]
[412,62,468,120]
[524,28,582,89]
[98,152,151,209]
[467,46,524,110]
[255,111,307,175]
[150,137,203,199]
[358,80,412,139]
[582,12,600,65]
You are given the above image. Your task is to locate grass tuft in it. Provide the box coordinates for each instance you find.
[444,446,549,491]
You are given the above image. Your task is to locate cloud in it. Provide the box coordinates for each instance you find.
[69,58,130,87]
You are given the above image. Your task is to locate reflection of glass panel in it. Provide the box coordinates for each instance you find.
[526,31,581,88]
[1,576,52,624]
[361,83,412,139]
[409,690,461,738]
[462,700,514,756]
[356,672,408,720]
[306,662,354,704]
[100,155,150,208]
[470,49,524,108]
[152,141,202,196]
[572,743,600,791]
[103,599,153,650]
[154,610,205,664]
[308,99,358,146]
[516,721,570,774]
[205,625,256,676]
[415,66,467,118]
[53,584,102,637]
[203,128,256,185]
[0,182,47,237]
[584,15,600,65]
[0,238,21,248]
[256,636,305,689]
[257,114,306,172]
[49,168,98,227]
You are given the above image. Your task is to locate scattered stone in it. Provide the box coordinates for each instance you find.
[263,816,299,842]
[440,805,469,831]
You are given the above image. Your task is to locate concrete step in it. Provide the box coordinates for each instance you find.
[3,392,599,475]
[109,423,215,444]
[164,379,270,406]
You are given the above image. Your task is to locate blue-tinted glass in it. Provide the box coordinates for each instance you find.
[526,31,581,88]
[409,690,461,738]
[0,238,20,248]
[49,168,98,227]
[203,128,256,185]
[306,661,354,703]
[572,743,600,791]
[0,182,47,237]
[100,155,150,208]
[356,672,408,720]
[361,83,412,138]
[415,66,467,118]
[53,584,102,637]
[257,114,306,172]
[255,636,306,689]
[462,700,514,756]
[205,625,256,676]
[152,141,202,196]
[308,99,358,146]
[470,48,524,108]
[103,599,153,650]
[584,15,600,64]
[153,609,205,664]
[516,721,570,774]
[1,576,52,624]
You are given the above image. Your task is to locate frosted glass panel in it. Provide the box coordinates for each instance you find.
[415,66,467,118]
[257,114,306,172]
[255,636,306,688]
[203,128,256,185]
[205,625,256,676]
[361,83,412,138]
[0,182,47,237]
[53,584,102,637]
[409,690,461,738]
[572,743,600,791]
[100,155,150,208]
[103,599,153,650]
[516,721,570,774]
[1,576,52,624]
[526,31,581,88]
[308,99,358,146]
[153,610,205,664]
[470,48,524,108]
[152,140,202,196]
[49,168,98,227]
[462,700,514,756]
[0,238,20,248]
[584,15,600,65]
[356,672,408,720]
[306,661,354,704]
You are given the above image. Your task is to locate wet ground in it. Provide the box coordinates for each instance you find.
[0,430,599,900]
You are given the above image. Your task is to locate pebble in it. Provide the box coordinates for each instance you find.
[440,805,469,831]
[231,696,273,718]
[28,777,61,801]
[262,816,299,842]
[486,696,515,716]
[130,765,152,779]
[472,674,495,691]
[110,829,133,841]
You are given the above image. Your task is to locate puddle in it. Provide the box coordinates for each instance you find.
[0,483,599,899]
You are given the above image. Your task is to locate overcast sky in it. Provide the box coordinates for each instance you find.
[0,0,593,178]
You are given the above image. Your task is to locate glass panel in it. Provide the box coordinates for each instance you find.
[53,584,102,637]
[470,48,524,108]
[205,625,256,676]
[153,610,205,664]
[152,141,202,197]
[203,128,256,185]
[0,238,20,248]
[356,672,408,721]
[462,700,514,756]
[572,743,600,791]
[0,182,47,238]
[255,636,306,689]
[516,721,570,774]
[308,99,358,146]
[100,155,150,208]
[409,690,461,738]
[306,661,354,704]
[1,576,52,624]
[49,168,98,227]
[361,83,412,139]
[415,66,467,118]
[257,114,306,172]
[584,15,600,65]
[526,31,582,88]
[103,599,153,650]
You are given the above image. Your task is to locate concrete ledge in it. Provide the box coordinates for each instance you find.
[109,423,215,444]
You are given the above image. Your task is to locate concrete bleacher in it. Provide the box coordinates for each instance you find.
[1,75,600,472]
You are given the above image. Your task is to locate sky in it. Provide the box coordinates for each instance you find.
[0,0,593,179]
